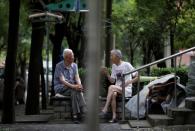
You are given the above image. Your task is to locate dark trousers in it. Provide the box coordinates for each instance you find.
[59,88,87,115]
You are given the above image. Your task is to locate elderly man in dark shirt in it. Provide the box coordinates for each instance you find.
[54,48,86,123]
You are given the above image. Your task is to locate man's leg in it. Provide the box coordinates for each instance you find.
[111,92,117,120]
[102,85,122,113]
[79,92,87,113]
[71,89,86,115]
[68,89,87,123]
[102,85,115,112]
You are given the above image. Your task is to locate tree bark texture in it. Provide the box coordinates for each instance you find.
[105,0,113,67]
[2,0,20,123]
[25,22,45,115]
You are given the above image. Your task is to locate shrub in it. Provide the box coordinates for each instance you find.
[151,67,188,86]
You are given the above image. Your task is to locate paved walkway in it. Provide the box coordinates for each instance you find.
[1,104,195,131]
[1,123,195,131]
[0,124,121,131]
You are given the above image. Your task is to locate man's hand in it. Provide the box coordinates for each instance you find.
[101,67,116,84]
[73,84,84,91]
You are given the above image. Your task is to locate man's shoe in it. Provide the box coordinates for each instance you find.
[108,118,118,123]
[73,115,80,124]
[73,118,80,124]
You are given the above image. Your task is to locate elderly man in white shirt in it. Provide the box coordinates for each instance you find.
[100,49,138,123]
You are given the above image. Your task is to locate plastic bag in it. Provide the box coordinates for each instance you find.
[125,86,149,118]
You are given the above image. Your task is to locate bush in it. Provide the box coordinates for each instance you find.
[78,68,86,81]
[79,67,189,96]
[151,67,188,86]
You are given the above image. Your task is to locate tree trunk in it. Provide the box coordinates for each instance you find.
[67,36,80,61]
[2,0,20,123]
[66,14,82,63]
[20,58,26,80]
[142,41,152,75]
[50,22,66,97]
[25,22,45,115]
[170,28,175,67]
[130,50,134,65]
[105,0,113,67]
[77,14,86,68]
[153,41,166,68]
[65,13,86,68]
[18,54,27,80]
[40,57,46,109]
[78,35,87,68]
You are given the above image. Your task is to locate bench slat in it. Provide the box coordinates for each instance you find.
[50,96,71,101]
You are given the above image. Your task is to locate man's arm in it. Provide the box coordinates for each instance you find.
[101,67,115,84]
[124,72,139,87]
[59,74,78,89]
[106,74,115,84]
[74,65,83,91]
[75,74,82,85]
[75,73,84,91]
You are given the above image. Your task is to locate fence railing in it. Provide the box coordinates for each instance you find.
[121,46,195,122]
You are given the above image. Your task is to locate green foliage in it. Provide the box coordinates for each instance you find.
[112,0,144,64]
[78,67,86,81]
[17,1,31,60]
[112,0,195,66]
[136,0,195,50]
[175,5,195,49]
[151,67,188,86]
[78,67,111,97]
[0,0,31,64]
[0,0,9,51]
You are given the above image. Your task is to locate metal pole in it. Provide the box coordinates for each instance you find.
[146,97,149,115]
[86,0,101,130]
[137,73,140,121]
[121,74,125,122]
[174,57,177,107]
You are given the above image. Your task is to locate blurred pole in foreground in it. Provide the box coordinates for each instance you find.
[86,0,101,130]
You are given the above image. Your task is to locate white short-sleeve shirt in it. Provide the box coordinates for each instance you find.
[111,61,136,97]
